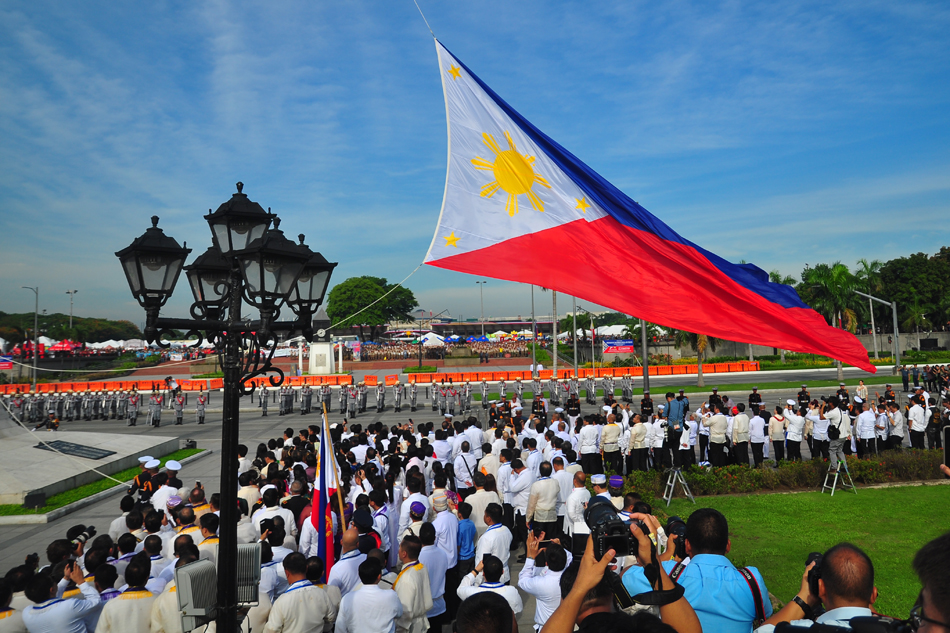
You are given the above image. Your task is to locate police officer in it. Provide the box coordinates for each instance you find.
[566,393,581,425]
[882,384,896,407]
[836,382,850,411]
[797,384,810,409]
[708,387,723,412]
[748,387,762,417]
[640,390,654,420]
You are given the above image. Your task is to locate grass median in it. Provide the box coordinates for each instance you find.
[0,448,204,516]
[664,484,948,617]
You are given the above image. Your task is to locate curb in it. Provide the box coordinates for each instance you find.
[0,449,213,526]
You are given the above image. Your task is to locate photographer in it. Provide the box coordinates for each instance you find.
[820,398,849,471]
[912,530,949,631]
[22,560,101,632]
[622,508,772,631]
[540,515,701,633]
[755,543,877,632]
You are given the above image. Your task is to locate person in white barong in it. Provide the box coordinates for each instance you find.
[393,535,432,633]
[336,558,403,633]
[95,557,155,633]
[263,552,335,633]
[149,551,200,633]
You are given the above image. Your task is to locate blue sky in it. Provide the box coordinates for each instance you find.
[1,0,948,328]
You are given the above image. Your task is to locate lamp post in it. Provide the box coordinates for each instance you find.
[854,290,899,369]
[476,281,486,337]
[65,290,78,330]
[21,286,38,390]
[116,183,335,633]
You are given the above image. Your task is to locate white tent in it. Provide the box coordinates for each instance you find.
[38,336,58,346]
[124,339,146,349]
[490,330,508,338]
[595,325,628,337]
[422,331,446,347]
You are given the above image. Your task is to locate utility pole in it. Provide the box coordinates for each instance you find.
[530,285,537,376]
[640,318,650,394]
[572,296,578,377]
[21,286,38,390]
[476,281,486,337]
[66,289,78,330]
[551,290,557,380]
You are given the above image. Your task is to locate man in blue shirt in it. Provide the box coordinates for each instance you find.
[456,501,477,575]
[666,392,688,467]
[622,508,772,632]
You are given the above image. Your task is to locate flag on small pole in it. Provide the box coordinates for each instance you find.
[313,404,343,576]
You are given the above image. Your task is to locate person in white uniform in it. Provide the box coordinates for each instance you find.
[327,528,366,598]
[335,558,403,633]
[418,523,449,631]
[95,557,156,633]
[517,531,573,630]
[474,503,513,583]
[456,555,523,616]
[263,553,336,633]
[22,561,101,633]
[392,536,433,633]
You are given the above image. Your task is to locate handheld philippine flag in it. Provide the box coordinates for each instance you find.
[312,409,342,576]
[424,40,874,373]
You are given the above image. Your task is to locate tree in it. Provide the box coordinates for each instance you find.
[769,271,796,364]
[672,330,719,387]
[854,258,883,359]
[325,276,418,342]
[902,293,932,350]
[800,262,859,380]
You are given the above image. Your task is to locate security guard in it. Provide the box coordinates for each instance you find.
[708,387,723,412]
[836,382,850,410]
[748,387,762,417]
[882,384,896,406]
[797,384,810,409]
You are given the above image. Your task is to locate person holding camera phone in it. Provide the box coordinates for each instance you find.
[22,559,101,633]
[754,543,877,632]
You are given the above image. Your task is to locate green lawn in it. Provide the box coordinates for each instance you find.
[0,448,204,516]
[664,485,948,617]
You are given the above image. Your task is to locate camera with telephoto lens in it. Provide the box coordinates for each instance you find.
[584,496,645,559]
[68,524,97,547]
[806,551,823,597]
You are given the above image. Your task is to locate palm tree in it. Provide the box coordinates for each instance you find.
[902,294,932,350]
[769,270,797,364]
[672,330,719,387]
[854,258,883,359]
[801,262,858,381]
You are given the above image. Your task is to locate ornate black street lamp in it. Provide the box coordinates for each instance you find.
[116,183,335,633]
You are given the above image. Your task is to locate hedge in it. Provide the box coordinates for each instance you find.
[610,449,944,504]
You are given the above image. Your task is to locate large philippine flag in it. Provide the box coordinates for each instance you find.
[424,40,874,372]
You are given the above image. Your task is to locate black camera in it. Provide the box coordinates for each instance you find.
[806,551,823,598]
[260,517,276,534]
[666,516,687,560]
[584,496,643,559]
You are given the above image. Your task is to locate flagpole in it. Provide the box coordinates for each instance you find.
[322,402,347,520]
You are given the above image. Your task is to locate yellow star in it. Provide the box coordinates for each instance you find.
[443,231,460,248]
[447,64,461,80]
[575,196,591,213]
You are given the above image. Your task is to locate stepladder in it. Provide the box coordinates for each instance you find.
[822,459,856,496]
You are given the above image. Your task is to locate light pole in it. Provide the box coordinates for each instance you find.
[116,183,336,633]
[476,281,486,337]
[530,285,537,375]
[854,290,899,369]
[21,286,38,390]
[66,290,78,330]
[640,318,650,394]
[572,296,578,377]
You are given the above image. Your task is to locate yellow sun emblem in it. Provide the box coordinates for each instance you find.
[471,131,551,217]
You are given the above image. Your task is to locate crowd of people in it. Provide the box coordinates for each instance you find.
[2,377,948,633]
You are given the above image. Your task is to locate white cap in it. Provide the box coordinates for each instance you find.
[554,407,564,413]
[138,455,154,464]
[513,406,523,412]
[144,459,161,469]
[854,397,863,403]
[165,460,182,471]
[657,404,665,410]
[591,474,607,485]
[787,399,797,406]
[260,484,277,495]
[602,405,612,412]
[444,414,454,419]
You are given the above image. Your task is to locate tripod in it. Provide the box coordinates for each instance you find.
[662,467,695,507]
[821,458,856,496]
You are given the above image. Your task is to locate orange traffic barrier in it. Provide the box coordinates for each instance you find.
[363,375,378,386]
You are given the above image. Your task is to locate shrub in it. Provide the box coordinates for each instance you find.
[617,449,942,500]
